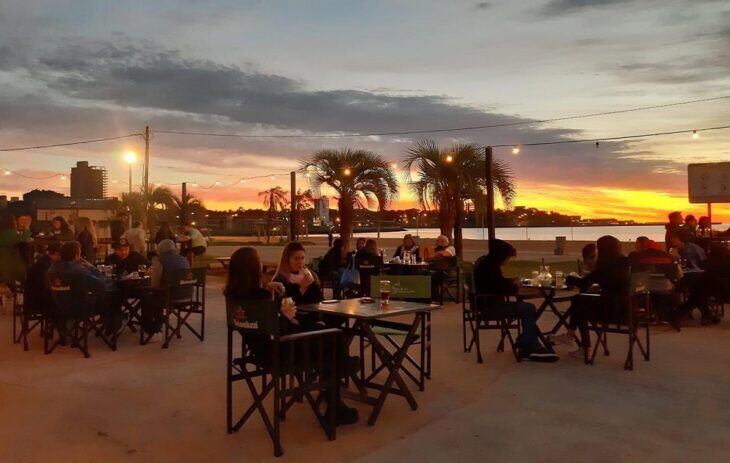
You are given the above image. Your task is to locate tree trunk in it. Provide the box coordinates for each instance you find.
[438,201,455,240]
[339,197,354,242]
[453,198,464,260]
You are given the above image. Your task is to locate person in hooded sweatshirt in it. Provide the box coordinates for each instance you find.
[472,239,559,362]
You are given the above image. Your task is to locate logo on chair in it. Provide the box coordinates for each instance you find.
[233,306,258,329]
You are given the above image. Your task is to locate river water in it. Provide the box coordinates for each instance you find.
[345,224,730,242]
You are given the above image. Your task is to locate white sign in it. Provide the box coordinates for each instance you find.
[687,162,730,204]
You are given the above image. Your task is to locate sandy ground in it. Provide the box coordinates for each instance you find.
[1,276,729,462]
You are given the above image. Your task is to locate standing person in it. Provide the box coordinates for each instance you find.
[472,239,559,362]
[320,238,348,298]
[273,241,323,306]
[394,233,421,262]
[75,217,97,263]
[664,211,683,251]
[154,221,177,244]
[180,222,207,256]
[122,220,147,254]
[354,237,366,252]
[109,211,129,247]
[50,216,74,242]
[682,215,699,242]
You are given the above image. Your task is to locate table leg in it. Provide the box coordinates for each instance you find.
[360,316,420,426]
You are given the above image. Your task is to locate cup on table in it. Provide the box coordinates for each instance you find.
[555,271,565,288]
[379,279,391,305]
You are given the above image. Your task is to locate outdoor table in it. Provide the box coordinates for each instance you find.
[518,282,578,337]
[297,298,442,425]
[104,274,152,332]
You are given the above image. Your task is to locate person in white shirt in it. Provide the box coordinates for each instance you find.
[122,221,147,255]
[180,222,208,256]
[433,235,455,258]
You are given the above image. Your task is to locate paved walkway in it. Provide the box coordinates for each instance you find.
[1,277,728,462]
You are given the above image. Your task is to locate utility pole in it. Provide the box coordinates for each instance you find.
[181,182,187,226]
[143,126,150,227]
[290,171,297,242]
[485,146,496,253]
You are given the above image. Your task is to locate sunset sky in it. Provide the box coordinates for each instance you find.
[1,0,729,222]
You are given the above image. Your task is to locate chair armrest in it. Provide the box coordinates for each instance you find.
[279,328,342,343]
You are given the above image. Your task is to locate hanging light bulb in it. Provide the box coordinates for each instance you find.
[215,181,221,186]
[343,168,352,176]
[270,175,276,180]
[445,154,453,163]
[192,182,198,187]
[4,170,11,176]
[511,145,521,155]
[240,179,246,184]
[60,175,67,180]
[692,130,699,139]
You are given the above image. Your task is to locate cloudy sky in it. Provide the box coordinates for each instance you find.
[1,0,729,221]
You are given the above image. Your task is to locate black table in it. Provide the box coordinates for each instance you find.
[298,298,442,425]
[518,283,577,337]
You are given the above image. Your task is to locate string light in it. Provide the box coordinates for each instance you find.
[692,130,699,139]
[192,182,198,187]
[445,154,453,163]
[391,163,398,169]
[60,175,67,180]
[4,170,10,176]
[511,145,521,155]
[215,181,221,186]
[344,168,352,176]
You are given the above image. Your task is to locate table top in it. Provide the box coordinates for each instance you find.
[298,298,442,320]
[384,261,429,266]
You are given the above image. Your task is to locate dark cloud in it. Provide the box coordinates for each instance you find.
[474,2,492,9]
[539,0,636,16]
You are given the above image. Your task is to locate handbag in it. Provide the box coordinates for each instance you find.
[340,256,360,288]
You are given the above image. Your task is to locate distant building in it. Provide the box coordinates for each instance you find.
[314,196,331,226]
[71,161,108,199]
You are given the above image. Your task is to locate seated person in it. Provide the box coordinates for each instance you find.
[355,239,382,267]
[225,246,358,425]
[47,241,121,333]
[320,238,348,298]
[628,236,674,268]
[668,233,706,269]
[579,243,597,275]
[681,214,698,242]
[664,211,684,250]
[104,238,151,276]
[394,233,421,262]
[272,241,323,306]
[472,239,559,362]
[25,242,62,317]
[561,236,631,357]
[179,222,207,256]
[429,235,455,260]
[142,239,191,334]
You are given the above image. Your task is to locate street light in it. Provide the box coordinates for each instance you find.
[123,150,137,194]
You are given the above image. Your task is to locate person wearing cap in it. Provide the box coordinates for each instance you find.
[104,238,150,276]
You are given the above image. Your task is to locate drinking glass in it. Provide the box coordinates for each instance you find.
[379,279,392,304]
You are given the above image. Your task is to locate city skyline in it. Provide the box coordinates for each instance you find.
[1,1,729,221]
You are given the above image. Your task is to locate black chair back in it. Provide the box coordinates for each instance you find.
[226,298,280,338]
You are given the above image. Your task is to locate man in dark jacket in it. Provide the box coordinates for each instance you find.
[472,239,559,362]
[104,238,150,276]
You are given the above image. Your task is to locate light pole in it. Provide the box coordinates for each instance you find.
[123,150,137,194]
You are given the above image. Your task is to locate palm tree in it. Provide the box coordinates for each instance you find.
[294,189,315,237]
[259,186,289,243]
[173,191,206,225]
[300,149,398,241]
[403,140,515,259]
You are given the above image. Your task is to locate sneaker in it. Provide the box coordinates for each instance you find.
[525,346,559,363]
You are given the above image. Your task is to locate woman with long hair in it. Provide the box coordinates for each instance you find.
[560,235,630,358]
[75,217,97,263]
[51,216,74,242]
[394,233,420,262]
[273,241,322,305]
[154,221,177,244]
